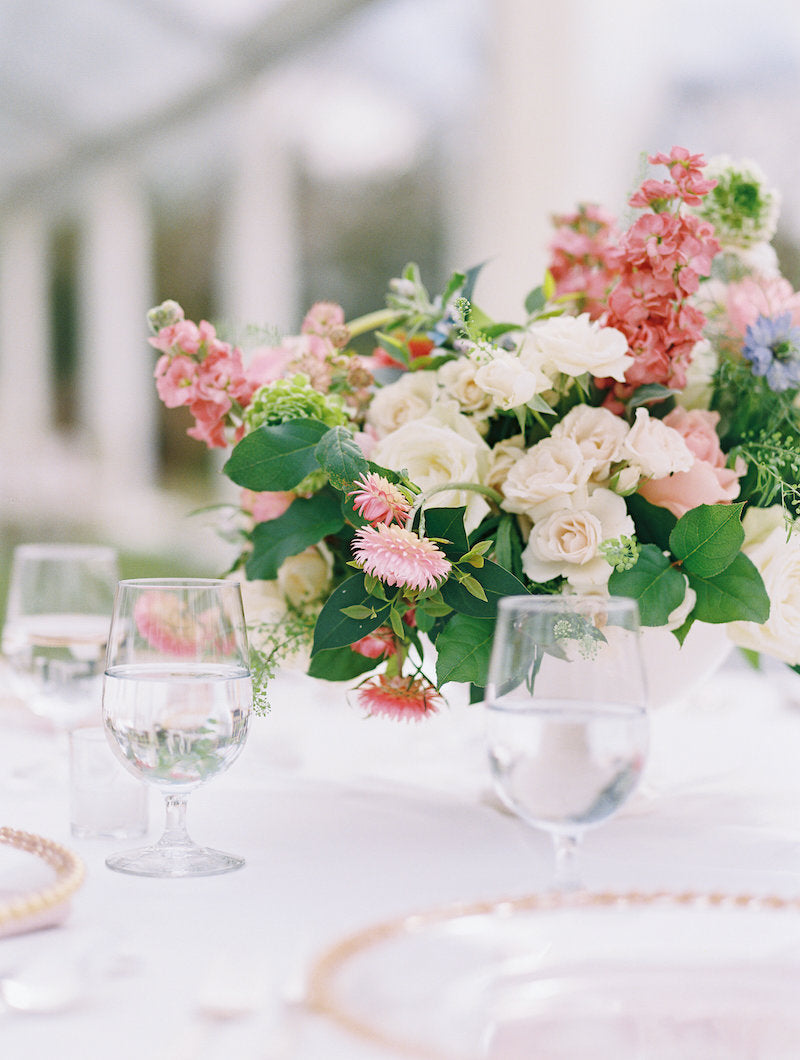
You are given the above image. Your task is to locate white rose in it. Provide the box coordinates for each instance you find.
[621,408,694,479]
[727,506,800,664]
[437,358,493,418]
[277,544,333,608]
[472,352,550,411]
[550,404,629,482]
[680,338,717,411]
[521,488,634,589]
[371,403,491,532]
[366,370,439,438]
[500,437,593,520]
[519,314,633,382]
[486,435,526,493]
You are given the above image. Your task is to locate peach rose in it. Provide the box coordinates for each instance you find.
[637,407,744,519]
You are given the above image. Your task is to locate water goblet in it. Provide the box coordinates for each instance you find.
[485,594,648,893]
[102,578,253,877]
[2,543,119,731]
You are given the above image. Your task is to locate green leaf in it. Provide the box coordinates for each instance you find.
[624,494,676,551]
[340,605,377,620]
[311,573,391,654]
[224,419,329,491]
[626,383,678,409]
[492,514,524,581]
[688,552,770,624]
[458,573,488,601]
[245,489,344,581]
[524,285,546,315]
[421,506,470,558]
[669,503,745,578]
[315,426,369,491]
[434,614,496,687]
[608,543,686,626]
[440,560,529,618]
[306,645,378,682]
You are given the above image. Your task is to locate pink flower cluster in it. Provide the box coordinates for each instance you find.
[354,673,443,722]
[549,203,619,317]
[150,300,350,449]
[549,148,721,406]
[601,148,721,402]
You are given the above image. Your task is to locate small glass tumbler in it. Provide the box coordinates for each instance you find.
[69,727,149,839]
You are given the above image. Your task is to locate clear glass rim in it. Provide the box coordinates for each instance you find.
[116,577,237,589]
[497,593,640,613]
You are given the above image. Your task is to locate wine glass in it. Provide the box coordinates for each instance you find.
[485,594,649,893]
[102,578,253,878]
[2,543,119,731]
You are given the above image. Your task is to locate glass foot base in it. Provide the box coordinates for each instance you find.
[106,842,245,878]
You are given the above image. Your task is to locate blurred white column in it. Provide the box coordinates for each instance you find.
[0,207,53,451]
[78,164,157,489]
[447,0,587,319]
[217,77,300,335]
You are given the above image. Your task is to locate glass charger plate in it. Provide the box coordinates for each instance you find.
[0,828,85,938]
[307,890,800,1060]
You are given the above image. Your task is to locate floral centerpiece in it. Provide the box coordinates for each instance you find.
[147,146,800,720]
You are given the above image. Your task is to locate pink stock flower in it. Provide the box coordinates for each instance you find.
[347,472,411,526]
[241,489,294,523]
[638,408,745,518]
[186,397,231,448]
[351,524,451,591]
[301,301,346,340]
[245,346,295,391]
[354,673,443,722]
[154,354,199,408]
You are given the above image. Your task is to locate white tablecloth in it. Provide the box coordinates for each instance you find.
[2,657,800,1058]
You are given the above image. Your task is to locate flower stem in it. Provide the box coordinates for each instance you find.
[345,309,404,339]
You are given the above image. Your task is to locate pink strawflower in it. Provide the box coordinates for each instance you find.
[355,673,443,722]
[350,627,398,659]
[352,524,451,591]
[347,472,411,526]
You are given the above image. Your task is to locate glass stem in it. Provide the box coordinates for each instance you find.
[157,793,195,852]
[552,832,582,893]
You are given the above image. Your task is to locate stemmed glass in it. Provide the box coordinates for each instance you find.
[2,543,119,731]
[485,595,649,893]
[102,578,253,877]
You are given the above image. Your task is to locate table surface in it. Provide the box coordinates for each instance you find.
[2,655,800,1059]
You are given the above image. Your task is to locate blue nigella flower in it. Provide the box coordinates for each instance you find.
[742,312,800,392]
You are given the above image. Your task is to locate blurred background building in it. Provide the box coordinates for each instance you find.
[2,0,800,577]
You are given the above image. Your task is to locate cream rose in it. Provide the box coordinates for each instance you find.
[366,371,439,438]
[520,314,633,382]
[520,488,634,589]
[371,403,491,532]
[550,404,629,482]
[472,352,551,411]
[437,358,493,418]
[500,437,593,520]
[486,435,526,493]
[621,408,694,479]
[277,544,333,609]
[727,506,800,664]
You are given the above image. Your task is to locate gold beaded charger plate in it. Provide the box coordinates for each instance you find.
[0,827,85,939]
[307,890,800,1059]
